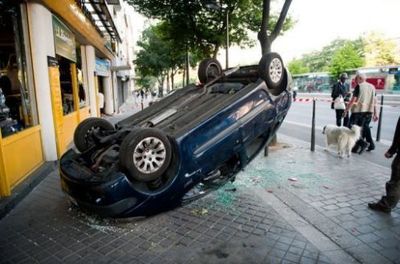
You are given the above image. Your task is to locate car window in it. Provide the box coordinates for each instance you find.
[209,82,244,94]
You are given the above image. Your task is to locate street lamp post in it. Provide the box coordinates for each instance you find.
[225,9,229,69]
[204,0,229,69]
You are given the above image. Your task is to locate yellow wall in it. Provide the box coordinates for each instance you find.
[62,112,79,150]
[79,106,90,121]
[0,126,44,196]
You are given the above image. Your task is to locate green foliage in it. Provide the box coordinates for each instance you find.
[127,0,294,58]
[289,33,400,76]
[299,38,364,72]
[288,59,309,74]
[363,32,400,66]
[135,25,170,79]
[136,76,157,92]
[329,43,364,78]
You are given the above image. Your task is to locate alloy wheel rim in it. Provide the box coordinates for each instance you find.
[133,137,166,174]
[269,58,283,83]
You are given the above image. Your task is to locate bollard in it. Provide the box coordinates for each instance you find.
[311,98,316,151]
[376,94,384,142]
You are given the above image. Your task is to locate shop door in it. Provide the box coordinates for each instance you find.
[47,57,65,156]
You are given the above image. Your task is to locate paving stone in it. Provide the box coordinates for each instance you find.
[352,225,376,234]
[377,237,399,249]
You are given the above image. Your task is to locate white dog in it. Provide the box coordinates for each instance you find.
[322,125,361,158]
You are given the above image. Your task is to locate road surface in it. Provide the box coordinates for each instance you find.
[279,100,398,168]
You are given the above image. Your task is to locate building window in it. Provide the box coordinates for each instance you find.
[0,1,37,137]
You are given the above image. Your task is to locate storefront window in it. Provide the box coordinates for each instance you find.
[75,47,87,108]
[57,56,75,115]
[0,1,37,137]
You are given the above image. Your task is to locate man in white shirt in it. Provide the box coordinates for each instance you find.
[344,72,378,154]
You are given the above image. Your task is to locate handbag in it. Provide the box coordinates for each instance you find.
[334,95,346,110]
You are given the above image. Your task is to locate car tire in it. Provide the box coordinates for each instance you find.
[258,52,285,94]
[74,117,115,152]
[119,128,172,182]
[198,58,222,84]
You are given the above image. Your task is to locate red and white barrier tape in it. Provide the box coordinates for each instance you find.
[293,97,398,108]
[293,98,331,103]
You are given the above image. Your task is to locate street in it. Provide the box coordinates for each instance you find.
[280,99,398,168]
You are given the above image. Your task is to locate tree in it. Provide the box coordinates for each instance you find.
[135,22,197,96]
[329,43,364,78]
[288,59,309,74]
[257,0,293,54]
[136,75,157,93]
[363,32,400,66]
[293,38,364,73]
[128,0,294,58]
[135,25,173,96]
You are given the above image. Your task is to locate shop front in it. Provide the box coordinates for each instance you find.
[1,0,119,197]
[0,1,44,196]
[49,16,90,157]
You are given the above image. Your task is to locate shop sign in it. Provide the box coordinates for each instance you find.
[52,16,76,62]
[96,59,110,77]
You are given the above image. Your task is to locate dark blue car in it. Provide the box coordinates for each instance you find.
[59,52,291,217]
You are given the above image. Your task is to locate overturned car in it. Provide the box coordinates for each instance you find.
[60,52,291,217]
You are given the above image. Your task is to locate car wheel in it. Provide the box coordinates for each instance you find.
[119,128,172,182]
[198,58,222,84]
[74,117,115,152]
[258,52,285,93]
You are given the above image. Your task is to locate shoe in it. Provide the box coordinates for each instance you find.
[366,145,375,152]
[368,202,391,213]
[358,144,367,154]
[358,141,368,155]
[351,145,359,153]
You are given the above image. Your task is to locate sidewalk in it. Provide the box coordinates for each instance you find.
[0,104,399,263]
[250,135,398,264]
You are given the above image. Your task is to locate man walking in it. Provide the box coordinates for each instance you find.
[331,73,350,127]
[368,117,400,213]
[344,72,378,154]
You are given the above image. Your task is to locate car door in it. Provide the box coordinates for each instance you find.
[239,89,275,160]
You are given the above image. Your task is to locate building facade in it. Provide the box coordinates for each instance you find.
[0,0,136,197]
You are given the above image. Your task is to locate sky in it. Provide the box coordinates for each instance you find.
[223,0,400,66]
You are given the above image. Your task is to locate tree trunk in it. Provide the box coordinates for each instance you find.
[212,44,220,59]
[171,72,175,90]
[259,36,272,55]
[158,76,164,97]
[258,0,293,55]
[166,72,170,93]
[182,68,186,87]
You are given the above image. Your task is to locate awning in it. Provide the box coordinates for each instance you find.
[76,0,122,43]
[111,65,131,71]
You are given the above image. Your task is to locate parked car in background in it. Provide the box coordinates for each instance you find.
[59,52,292,217]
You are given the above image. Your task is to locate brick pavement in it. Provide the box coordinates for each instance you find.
[239,135,399,264]
[0,169,331,264]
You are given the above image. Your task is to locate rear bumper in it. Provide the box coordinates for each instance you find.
[60,172,139,217]
[59,150,142,217]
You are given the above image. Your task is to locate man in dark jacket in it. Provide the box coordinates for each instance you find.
[368,116,400,213]
[331,73,350,126]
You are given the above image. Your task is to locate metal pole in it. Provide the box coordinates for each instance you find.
[225,10,229,69]
[376,94,384,142]
[311,98,316,151]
